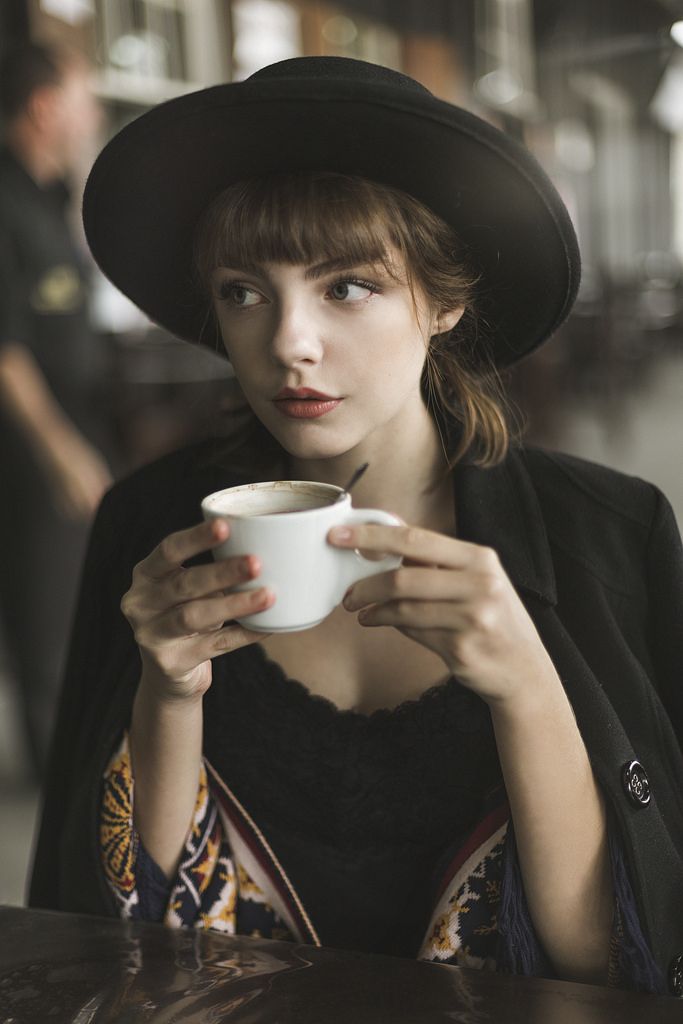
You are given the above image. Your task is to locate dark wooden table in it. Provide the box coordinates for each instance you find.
[0,906,680,1023]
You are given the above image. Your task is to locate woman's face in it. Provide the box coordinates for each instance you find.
[210,244,462,462]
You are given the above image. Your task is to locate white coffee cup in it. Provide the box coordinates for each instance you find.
[201,480,403,633]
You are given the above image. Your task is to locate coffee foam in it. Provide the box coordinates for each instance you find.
[204,481,338,517]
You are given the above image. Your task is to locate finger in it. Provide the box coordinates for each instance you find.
[200,622,274,656]
[356,599,471,630]
[343,567,479,611]
[138,585,274,643]
[156,553,262,610]
[328,523,489,569]
[140,519,230,580]
[142,618,274,678]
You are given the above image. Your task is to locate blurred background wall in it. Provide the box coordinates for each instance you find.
[1,0,683,901]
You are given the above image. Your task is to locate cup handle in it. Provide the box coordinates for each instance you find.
[336,508,403,590]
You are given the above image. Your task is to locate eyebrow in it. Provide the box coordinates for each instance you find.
[304,257,385,280]
[218,257,388,281]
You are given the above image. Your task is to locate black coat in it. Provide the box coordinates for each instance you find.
[27,435,683,996]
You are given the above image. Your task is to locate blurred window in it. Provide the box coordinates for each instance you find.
[231,0,302,80]
[93,0,228,102]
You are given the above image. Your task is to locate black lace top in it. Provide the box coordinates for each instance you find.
[202,642,504,957]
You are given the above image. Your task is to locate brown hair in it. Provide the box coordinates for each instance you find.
[192,172,523,475]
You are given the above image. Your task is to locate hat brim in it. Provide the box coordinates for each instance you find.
[83,77,580,368]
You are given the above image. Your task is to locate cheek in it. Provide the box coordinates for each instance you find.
[215,311,264,355]
[225,351,252,390]
[223,347,269,402]
[214,317,238,362]
[374,325,428,379]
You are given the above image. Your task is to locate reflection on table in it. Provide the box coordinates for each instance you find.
[0,906,680,1023]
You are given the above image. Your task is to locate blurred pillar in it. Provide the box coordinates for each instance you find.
[473,0,539,120]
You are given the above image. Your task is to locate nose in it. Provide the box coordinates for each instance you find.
[269,294,324,368]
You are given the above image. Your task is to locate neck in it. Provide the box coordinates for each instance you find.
[285,401,456,535]
[5,123,63,186]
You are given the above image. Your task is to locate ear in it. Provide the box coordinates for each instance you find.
[434,306,465,336]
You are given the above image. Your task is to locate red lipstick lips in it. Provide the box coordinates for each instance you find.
[274,387,337,400]
[273,387,343,419]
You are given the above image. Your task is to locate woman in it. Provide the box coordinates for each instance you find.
[28,57,683,997]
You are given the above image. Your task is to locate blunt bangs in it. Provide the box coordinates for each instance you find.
[193,173,414,292]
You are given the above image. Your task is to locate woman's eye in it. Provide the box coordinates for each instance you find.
[218,282,261,306]
[329,279,378,302]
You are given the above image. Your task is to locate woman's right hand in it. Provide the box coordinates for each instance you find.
[121,518,274,702]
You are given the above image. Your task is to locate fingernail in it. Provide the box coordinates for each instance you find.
[330,527,352,542]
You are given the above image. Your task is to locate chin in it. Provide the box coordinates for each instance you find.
[254,405,373,461]
[268,428,362,464]
[279,439,355,463]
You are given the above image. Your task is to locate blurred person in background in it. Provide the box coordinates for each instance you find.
[0,41,114,783]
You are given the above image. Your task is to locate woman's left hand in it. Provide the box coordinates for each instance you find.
[328,522,560,707]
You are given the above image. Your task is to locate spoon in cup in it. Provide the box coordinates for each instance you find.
[336,462,369,503]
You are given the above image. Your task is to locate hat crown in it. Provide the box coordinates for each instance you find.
[247,55,433,97]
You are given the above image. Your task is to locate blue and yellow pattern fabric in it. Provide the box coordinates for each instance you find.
[100,732,291,938]
[99,730,666,994]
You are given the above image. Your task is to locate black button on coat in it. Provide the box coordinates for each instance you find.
[622,760,652,808]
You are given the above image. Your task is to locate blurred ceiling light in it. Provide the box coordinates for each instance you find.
[475,68,524,105]
[232,0,302,81]
[322,16,358,47]
[651,53,683,132]
[671,22,683,47]
[233,35,297,75]
[41,0,94,25]
[474,68,539,117]
[109,32,169,77]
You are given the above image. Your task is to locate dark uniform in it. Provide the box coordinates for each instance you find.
[0,144,110,780]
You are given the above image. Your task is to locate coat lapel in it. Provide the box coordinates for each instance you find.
[452,445,556,606]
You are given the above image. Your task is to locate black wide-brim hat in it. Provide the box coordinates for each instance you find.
[83,56,580,369]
